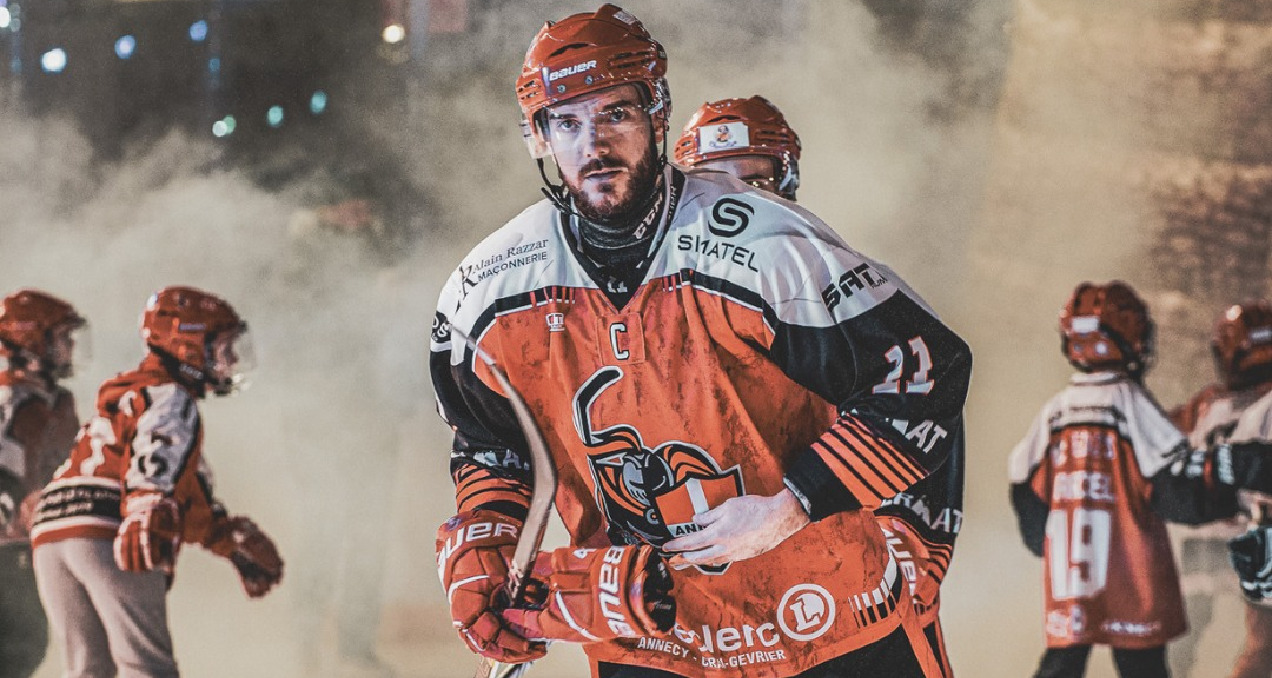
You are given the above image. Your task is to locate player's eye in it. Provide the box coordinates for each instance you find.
[551,118,580,133]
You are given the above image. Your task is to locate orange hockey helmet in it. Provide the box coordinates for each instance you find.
[0,289,87,379]
[673,96,802,200]
[1212,301,1272,390]
[515,4,669,159]
[141,286,254,396]
[1059,281,1154,377]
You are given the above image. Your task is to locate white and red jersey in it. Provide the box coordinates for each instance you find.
[0,370,78,545]
[31,354,224,551]
[1172,382,1272,539]
[431,166,972,677]
[1008,372,1186,649]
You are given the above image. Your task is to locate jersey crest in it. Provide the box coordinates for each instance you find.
[574,366,743,572]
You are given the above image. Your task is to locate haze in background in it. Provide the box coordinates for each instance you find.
[1,1,1253,676]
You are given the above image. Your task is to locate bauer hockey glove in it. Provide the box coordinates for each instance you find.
[1230,524,1272,607]
[436,510,546,663]
[114,492,182,575]
[205,515,284,598]
[501,545,676,644]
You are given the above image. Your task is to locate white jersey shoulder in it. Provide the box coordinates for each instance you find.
[1008,374,1185,482]
[1183,386,1272,448]
[434,199,576,350]
[126,382,200,494]
[668,170,920,327]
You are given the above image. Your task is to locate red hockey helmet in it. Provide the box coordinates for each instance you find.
[1212,301,1272,390]
[515,4,669,159]
[0,289,87,379]
[673,96,802,200]
[1059,281,1154,376]
[141,286,254,396]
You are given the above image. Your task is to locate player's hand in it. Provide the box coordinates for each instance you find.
[114,492,182,574]
[501,545,675,643]
[436,510,546,663]
[205,516,283,598]
[662,489,809,568]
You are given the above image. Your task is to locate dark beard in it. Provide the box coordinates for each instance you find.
[566,146,660,228]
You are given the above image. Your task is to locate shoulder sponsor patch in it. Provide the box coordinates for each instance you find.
[709,198,754,237]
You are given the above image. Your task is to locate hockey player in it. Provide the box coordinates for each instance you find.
[1008,282,1272,678]
[675,97,963,677]
[1170,301,1272,678]
[29,286,283,678]
[672,96,801,201]
[0,289,86,678]
[432,5,972,677]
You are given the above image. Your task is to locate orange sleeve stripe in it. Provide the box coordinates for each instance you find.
[458,488,532,513]
[811,439,883,503]
[831,421,923,495]
[454,469,531,513]
[816,433,895,501]
[825,427,906,497]
[839,416,926,482]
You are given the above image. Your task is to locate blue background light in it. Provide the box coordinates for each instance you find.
[115,35,136,59]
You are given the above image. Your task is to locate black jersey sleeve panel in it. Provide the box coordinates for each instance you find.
[1226,441,1272,494]
[875,426,967,547]
[1010,480,1048,558]
[772,292,973,518]
[1148,440,1272,524]
[430,343,533,518]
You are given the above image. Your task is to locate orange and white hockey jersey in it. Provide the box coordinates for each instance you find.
[1008,372,1186,649]
[0,371,79,545]
[431,166,973,677]
[31,354,224,551]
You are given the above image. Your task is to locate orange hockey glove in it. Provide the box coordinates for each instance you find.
[114,493,182,574]
[205,516,284,598]
[436,510,545,663]
[501,545,675,644]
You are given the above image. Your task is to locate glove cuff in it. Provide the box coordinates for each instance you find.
[436,510,523,569]
[203,515,255,559]
[627,548,676,635]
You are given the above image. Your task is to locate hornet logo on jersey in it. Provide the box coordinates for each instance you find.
[575,366,743,574]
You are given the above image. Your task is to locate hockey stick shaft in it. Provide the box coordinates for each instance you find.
[451,328,556,678]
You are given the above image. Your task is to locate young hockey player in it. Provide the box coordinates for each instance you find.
[675,97,963,677]
[0,289,86,678]
[1170,301,1272,678]
[29,286,283,677]
[1008,282,1272,678]
[431,5,972,677]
